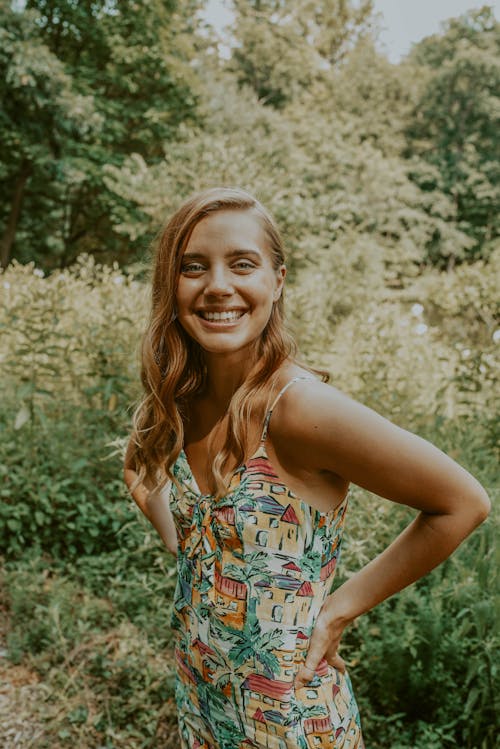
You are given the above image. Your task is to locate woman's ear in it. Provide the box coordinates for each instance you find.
[273,265,286,302]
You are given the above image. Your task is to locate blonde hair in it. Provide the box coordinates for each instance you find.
[129,187,325,497]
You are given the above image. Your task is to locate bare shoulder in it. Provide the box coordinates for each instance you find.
[271,376,377,452]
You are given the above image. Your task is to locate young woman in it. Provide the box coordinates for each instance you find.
[124,187,490,749]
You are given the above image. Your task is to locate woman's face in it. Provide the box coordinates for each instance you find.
[175,209,285,357]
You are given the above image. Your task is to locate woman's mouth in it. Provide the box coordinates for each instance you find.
[197,310,246,322]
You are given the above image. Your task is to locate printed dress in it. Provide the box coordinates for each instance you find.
[169,377,364,749]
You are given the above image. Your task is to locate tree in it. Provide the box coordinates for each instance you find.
[404,7,500,267]
[0,5,99,268]
[227,0,374,109]
[0,0,202,268]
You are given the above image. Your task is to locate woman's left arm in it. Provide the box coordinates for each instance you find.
[280,382,491,687]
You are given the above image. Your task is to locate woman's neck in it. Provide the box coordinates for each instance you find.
[203,347,259,407]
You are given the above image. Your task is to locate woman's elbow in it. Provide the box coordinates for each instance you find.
[462,484,491,530]
[124,468,151,519]
[160,529,178,556]
[472,487,491,524]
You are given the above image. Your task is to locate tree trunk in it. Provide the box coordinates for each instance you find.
[0,162,32,269]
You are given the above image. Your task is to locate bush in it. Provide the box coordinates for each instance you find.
[349,519,497,748]
[0,257,145,559]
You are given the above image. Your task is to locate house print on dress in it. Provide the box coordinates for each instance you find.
[170,379,364,749]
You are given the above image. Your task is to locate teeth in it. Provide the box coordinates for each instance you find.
[200,310,244,322]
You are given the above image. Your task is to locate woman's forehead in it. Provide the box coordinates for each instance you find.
[185,209,266,253]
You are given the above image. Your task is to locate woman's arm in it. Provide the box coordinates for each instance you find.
[124,440,178,555]
[269,380,491,686]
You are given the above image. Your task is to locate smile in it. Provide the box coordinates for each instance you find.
[197,310,246,322]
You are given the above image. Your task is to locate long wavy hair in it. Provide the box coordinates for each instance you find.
[129,186,326,498]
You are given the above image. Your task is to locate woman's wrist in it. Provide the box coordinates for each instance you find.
[323,586,360,627]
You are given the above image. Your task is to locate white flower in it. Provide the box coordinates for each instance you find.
[367,315,375,324]
[411,303,424,317]
[33,268,44,277]
[415,323,428,335]
[2,281,10,289]
[461,348,471,359]
[113,275,124,285]
[493,329,500,343]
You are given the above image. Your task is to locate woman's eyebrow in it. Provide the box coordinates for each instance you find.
[228,249,262,259]
[182,249,262,259]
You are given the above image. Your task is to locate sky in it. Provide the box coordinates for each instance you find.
[372,0,499,61]
[202,0,499,62]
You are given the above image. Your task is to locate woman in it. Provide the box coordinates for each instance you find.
[124,187,490,749]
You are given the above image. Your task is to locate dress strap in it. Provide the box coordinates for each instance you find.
[260,375,316,443]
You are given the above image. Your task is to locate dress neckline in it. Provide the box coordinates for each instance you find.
[178,444,349,520]
[180,374,316,497]
[178,374,348,518]
[179,444,262,498]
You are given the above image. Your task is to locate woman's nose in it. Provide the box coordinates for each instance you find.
[205,266,234,296]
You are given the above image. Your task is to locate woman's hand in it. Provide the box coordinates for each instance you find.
[294,597,351,689]
[124,440,178,555]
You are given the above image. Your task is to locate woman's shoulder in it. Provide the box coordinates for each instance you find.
[266,369,366,478]
[270,366,357,440]
[274,364,355,415]
[269,367,393,461]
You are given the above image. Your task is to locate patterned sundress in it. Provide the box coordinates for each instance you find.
[169,376,364,749]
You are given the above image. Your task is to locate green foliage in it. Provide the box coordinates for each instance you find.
[228,0,374,108]
[0,402,133,558]
[0,4,101,268]
[349,519,498,748]
[2,1,497,274]
[1,3,499,746]
[2,555,177,747]
[0,258,146,558]
[405,8,500,266]
[1,0,202,269]
[1,240,498,746]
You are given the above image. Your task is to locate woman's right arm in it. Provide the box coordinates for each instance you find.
[124,440,178,556]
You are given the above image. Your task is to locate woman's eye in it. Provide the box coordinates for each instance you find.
[233,260,255,271]
[181,263,205,273]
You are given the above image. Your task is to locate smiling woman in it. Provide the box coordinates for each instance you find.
[176,210,286,357]
[123,186,490,749]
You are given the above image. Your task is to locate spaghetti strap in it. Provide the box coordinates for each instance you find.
[260,375,315,443]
